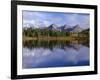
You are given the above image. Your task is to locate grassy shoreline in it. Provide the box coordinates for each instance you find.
[23,36,89,41]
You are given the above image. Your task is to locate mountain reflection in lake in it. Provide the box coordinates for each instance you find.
[22,39,89,69]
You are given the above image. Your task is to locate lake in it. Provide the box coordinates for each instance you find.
[22,39,89,69]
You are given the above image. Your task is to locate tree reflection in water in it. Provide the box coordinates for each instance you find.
[22,39,90,68]
[23,39,89,50]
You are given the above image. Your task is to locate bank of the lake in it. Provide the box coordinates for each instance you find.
[23,36,89,41]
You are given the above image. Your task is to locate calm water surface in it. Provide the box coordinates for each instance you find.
[22,40,89,69]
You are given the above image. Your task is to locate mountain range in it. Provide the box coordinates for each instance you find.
[24,24,87,33]
[43,24,83,33]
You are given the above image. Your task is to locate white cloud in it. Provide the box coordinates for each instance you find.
[23,20,35,24]
[43,20,51,27]
[65,14,80,26]
[23,20,35,27]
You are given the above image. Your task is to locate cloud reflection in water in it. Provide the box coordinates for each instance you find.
[22,44,89,68]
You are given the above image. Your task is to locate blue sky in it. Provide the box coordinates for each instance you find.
[23,11,90,29]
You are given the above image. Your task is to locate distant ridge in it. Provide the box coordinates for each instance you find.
[23,24,86,32]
